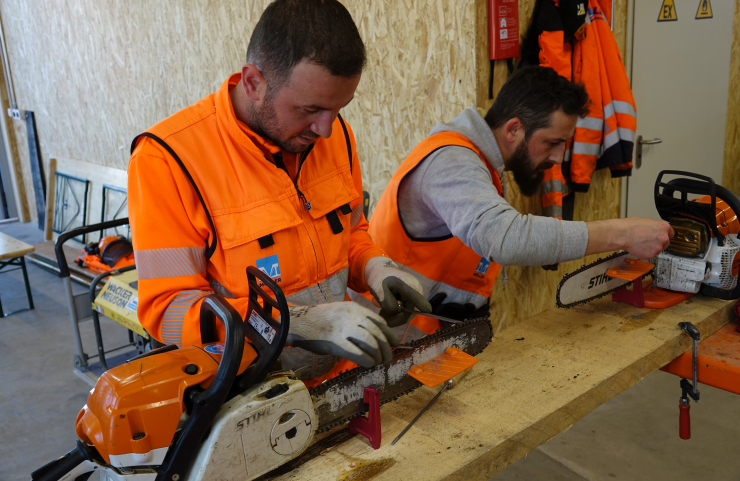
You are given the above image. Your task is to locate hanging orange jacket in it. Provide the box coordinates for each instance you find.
[128,73,384,380]
[528,0,636,217]
[368,132,502,335]
[566,0,636,190]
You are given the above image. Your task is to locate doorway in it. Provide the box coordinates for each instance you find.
[626,0,735,219]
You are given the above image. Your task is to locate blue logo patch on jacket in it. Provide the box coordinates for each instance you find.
[474,257,491,278]
[256,254,281,280]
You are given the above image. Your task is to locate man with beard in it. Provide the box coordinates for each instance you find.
[128,0,431,386]
[361,66,673,337]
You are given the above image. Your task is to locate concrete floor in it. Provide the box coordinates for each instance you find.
[1,221,739,481]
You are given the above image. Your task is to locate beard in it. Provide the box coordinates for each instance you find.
[248,94,317,153]
[507,140,553,197]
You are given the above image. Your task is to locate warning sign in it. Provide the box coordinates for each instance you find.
[658,0,678,22]
[696,0,713,19]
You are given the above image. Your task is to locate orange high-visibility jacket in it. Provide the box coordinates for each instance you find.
[129,73,384,352]
[534,0,636,218]
[368,132,502,334]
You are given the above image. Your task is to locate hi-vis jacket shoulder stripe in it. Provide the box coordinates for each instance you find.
[135,247,206,279]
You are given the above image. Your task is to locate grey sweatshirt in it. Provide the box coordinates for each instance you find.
[397,107,588,267]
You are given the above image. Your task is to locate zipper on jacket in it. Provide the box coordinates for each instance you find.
[272,146,329,303]
[272,147,314,211]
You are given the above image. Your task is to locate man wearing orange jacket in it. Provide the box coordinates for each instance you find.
[360,67,673,338]
[128,0,430,383]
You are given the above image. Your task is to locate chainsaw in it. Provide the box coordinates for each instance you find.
[557,171,740,308]
[32,267,492,481]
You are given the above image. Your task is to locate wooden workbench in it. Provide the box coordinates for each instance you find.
[271,295,735,481]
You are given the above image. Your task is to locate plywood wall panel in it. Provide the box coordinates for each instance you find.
[0,0,477,221]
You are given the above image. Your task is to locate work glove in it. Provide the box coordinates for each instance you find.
[285,302,400,368]
[364,256,432,327]
[428,292,490,324]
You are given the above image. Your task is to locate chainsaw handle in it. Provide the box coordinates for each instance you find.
[228,266,290,392]
[199,294,245,384]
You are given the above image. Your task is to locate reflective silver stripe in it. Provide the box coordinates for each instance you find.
[541,179,562,194]
[618,127,636,142]
[603,128,620,150]
[573,142,601,156]
[161,290,210,346]
[613,100,636,118]
[603,102,615,121]
[544,205,563,218]
[576,116,603,132]
[135,247,206,280]
[564,149,572,163]
[350,205,363,228]
[286,267,349,306]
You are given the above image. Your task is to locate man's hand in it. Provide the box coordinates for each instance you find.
[586,217,674,259]
[622,217,674,258]
[364,256,432,327]
[285,302,400,368]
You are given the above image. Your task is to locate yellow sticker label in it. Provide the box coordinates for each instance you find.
[695,0,713,19]
[658,0,678,22]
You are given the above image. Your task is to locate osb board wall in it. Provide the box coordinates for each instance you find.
[723,0,740,197]
[476,0,629,332]
[0,0,477,224]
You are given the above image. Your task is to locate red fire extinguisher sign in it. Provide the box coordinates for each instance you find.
[489,0,519,60]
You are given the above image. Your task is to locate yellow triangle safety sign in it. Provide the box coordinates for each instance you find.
[696,0,713,19]
[658,0,678,22]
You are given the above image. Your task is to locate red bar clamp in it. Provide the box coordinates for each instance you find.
[348,385,381,449]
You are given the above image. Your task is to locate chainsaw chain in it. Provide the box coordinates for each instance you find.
[555,251,654,309]
[309,315,493,433]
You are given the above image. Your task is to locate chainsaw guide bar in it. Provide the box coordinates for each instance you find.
[309,316,493,433]
[555,251,654,309]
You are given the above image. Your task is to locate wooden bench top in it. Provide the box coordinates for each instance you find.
[272,295,734,481]
[0,232,34,261]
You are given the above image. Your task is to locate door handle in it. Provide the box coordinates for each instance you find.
[635,136,662,169]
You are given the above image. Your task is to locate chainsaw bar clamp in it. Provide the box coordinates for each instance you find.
[348,385,382,449]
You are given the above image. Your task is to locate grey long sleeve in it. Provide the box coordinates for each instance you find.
[397,146,589,266]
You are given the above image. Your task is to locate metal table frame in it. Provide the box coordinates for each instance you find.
[0,254,34,317]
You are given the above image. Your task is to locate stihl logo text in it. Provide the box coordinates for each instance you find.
[238,406,273,427]
[588,273,612,289]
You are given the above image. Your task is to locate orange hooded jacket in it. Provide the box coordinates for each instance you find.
[128,73,384,354]
[533,0,636,219]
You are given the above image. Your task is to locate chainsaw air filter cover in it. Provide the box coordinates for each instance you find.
[668,217,708,257]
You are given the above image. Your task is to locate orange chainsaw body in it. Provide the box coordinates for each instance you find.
[75,343,257,464]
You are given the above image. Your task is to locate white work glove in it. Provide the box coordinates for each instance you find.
[364,256,432,327]
[285,302,400,368]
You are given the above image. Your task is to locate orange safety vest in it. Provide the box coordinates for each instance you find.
[129,74,384,383]
[369,132,502,334]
